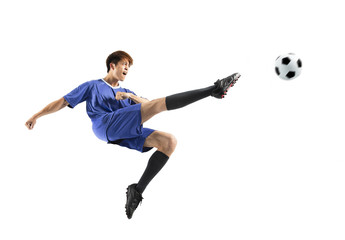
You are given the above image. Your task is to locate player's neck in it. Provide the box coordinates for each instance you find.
[103,75,120,87]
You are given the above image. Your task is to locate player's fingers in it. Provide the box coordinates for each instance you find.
[26,121,34,130]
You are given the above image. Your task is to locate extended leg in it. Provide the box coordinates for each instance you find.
[140,98,167,124]
[140,73,241,124]
[140,85,216,124]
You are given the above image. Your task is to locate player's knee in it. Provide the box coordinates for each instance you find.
[164,133,177,153]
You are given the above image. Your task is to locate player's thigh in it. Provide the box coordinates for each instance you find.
[143,130,177,150]
[140,98,167,124]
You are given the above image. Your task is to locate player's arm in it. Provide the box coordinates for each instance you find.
[115,92,149,104]
[128,93,149,104]
[25,97,69,130]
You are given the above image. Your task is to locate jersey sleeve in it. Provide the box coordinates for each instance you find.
[64,81,93,108]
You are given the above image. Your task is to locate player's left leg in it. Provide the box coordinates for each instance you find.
[140,73,240,124]
[140,97,167,124]
[139,85,217,123]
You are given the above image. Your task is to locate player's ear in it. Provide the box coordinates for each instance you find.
[110,63,116,71]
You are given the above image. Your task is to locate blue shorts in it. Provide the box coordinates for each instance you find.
[106,104,155,153]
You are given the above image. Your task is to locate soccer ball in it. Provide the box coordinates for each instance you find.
[275,53,302,80]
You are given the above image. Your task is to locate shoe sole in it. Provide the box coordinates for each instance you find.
[222,73,241,98]
[125,186,133,219]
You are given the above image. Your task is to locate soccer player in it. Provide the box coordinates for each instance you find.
[25,50,240,219]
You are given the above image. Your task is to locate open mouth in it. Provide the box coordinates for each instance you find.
[123,72,127,76]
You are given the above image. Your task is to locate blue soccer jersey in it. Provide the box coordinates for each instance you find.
[64,79,138,141]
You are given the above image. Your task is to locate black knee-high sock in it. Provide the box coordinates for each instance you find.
[165,85,215,110]
[136,151,169,194]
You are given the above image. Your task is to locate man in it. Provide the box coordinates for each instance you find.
[25,50,240,219]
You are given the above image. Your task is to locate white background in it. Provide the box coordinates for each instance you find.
[1,0,344,239]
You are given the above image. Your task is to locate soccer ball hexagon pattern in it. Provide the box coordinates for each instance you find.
[275,53,302,80]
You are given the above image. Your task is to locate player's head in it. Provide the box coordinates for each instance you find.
[106,51,133,82]
[106,50,133,73]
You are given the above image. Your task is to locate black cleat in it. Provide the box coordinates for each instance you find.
[125,184,143,219]
[211,73,241,99]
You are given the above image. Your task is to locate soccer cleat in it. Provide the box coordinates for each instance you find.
[211,73,241,99]
[125,184,143,219]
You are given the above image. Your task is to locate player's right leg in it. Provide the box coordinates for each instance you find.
[125,131,177,219]
[140,73,240,124]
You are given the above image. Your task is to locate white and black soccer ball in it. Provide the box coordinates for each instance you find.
[275,53,302,80]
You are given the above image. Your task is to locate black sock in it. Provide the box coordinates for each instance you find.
[165,85,215,110]
[136,151,169,194]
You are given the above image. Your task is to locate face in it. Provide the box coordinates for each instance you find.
[111,59,130,81]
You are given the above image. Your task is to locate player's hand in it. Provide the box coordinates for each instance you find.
[25,117,37,130]
[116,92,131,100]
